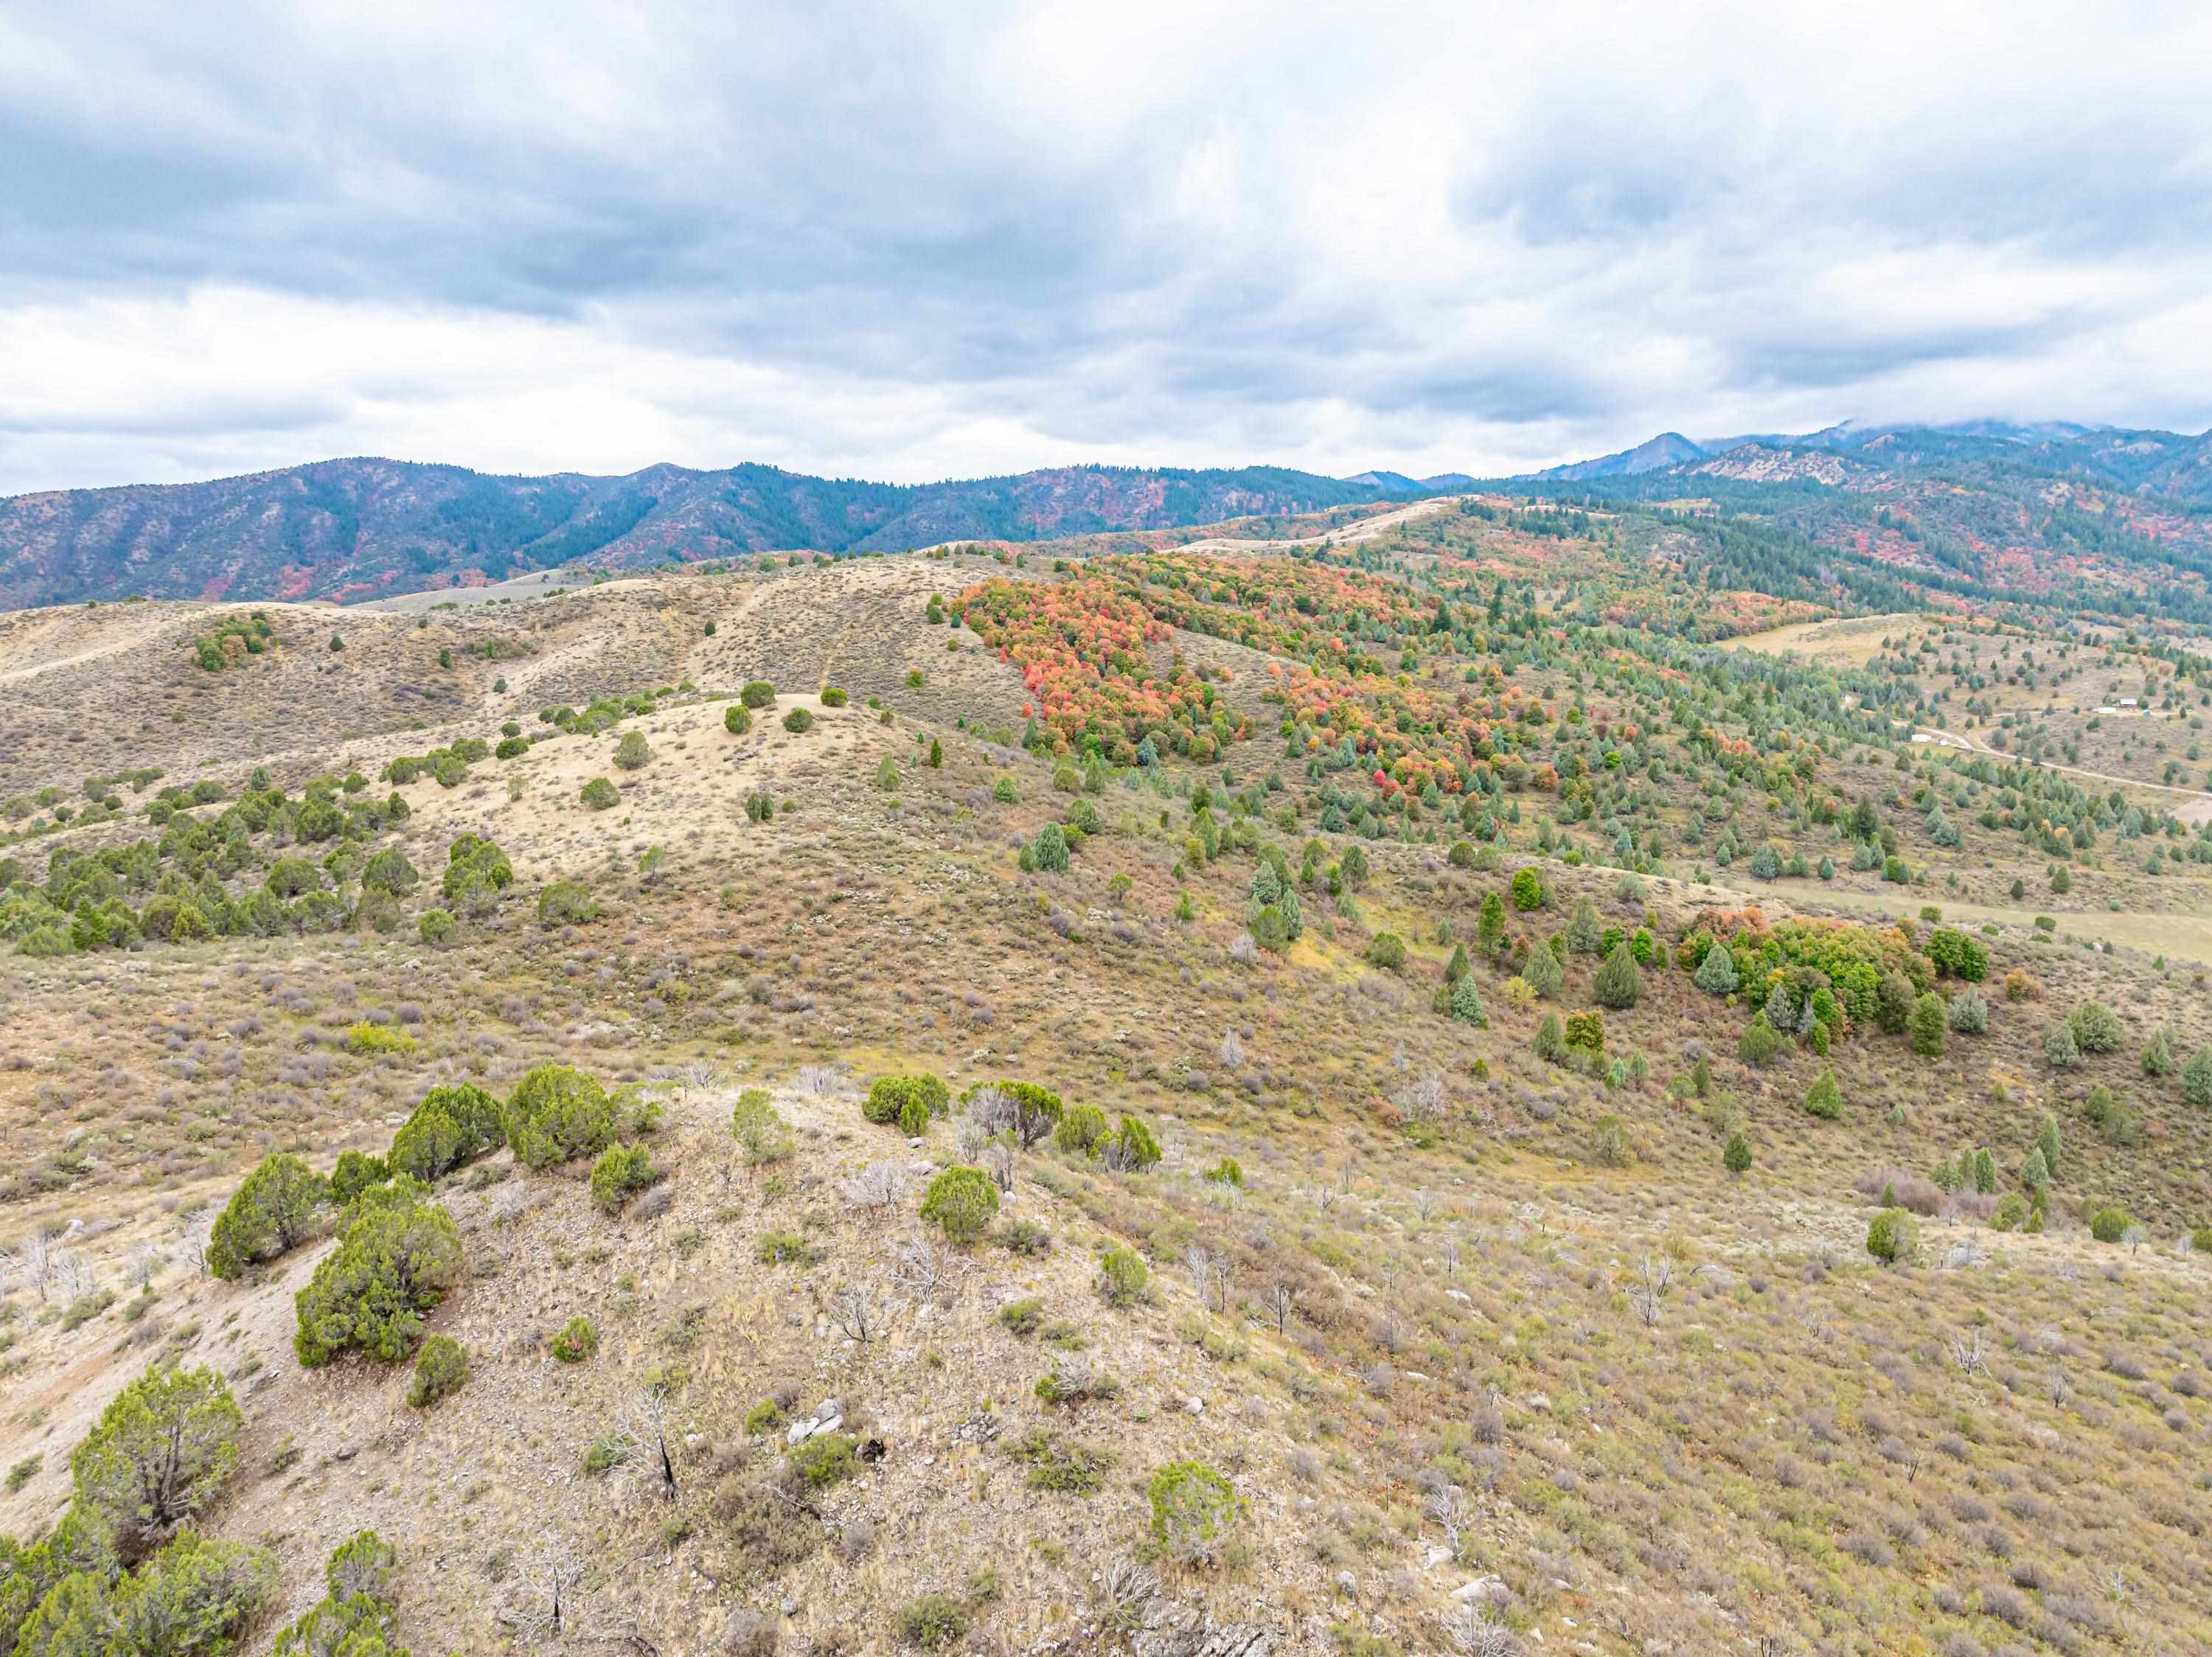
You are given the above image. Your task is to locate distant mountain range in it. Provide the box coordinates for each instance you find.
[1523,418,2212,499]
[10,419,2211,611]
[0,460,1455,609]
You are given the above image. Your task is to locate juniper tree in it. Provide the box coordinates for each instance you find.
[1449,974,1486,1026]
[207,1155,326,1280]
[1592,939,1641,1010]
[1909,993,1947,1058]
[1694,942,1739,996]
[1521,940,1563,1000]
[72,1364,243,1546]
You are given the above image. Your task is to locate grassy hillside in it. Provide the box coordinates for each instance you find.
[4,538,2211,1656]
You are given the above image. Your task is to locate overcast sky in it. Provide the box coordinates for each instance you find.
[4,0,2211,495]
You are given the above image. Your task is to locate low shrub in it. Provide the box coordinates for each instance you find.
[787,1433,857,1489]
[920,1166,999,1243]
[537,879,597,928]
[756,1231,818,1265]
[1149,1459,1239,1563]
[1098,1246,1149,1307]
[864,1073,949,1131]
[551,1316,598,1363]
[1016,1428,1113,1493]
[898,1595,965,1649]
[507,1063,653,1168]
[590,1144,661,1214]
[406,1335,469,1408]
[1865,1207,1919,1266]
[1001,1218,1052,1255]
[344,1021,416,1057]
[731,1088,794,1164]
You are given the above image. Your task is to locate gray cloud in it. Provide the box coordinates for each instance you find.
[1,0,2209,495]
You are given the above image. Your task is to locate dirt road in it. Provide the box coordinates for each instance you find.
[1910,723,2212,824]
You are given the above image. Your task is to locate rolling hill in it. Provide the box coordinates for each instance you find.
[7,507,2212,1656]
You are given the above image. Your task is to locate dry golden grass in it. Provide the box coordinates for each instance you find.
[4,554,2212,1657]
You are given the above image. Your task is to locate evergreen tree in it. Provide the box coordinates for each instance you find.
[2043,1021,2081,1071]
[1909,993,1947,1058]
[1804,1069,1843,1119]
[1449,974,1486,1026]
[2183,1046,2212,1105]
[1723,1133,1753,1175]
[1534,1013,1566,1063]
[72,1365,243,1544]
[1592,939,1641,1010]
[1476,891,1508,955]
[1693,942,1739,996]
[2036,1114,2062,1179]
[1522,939,1564,999]
[207,1154,327,1280]
[1565,895,1604,954]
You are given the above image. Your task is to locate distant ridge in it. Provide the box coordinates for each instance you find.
[0,458,1461,610]
[1534,431,1705,480]
[1523,419,2212,496]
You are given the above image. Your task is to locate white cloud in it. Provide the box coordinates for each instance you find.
[1,0,2209,493]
